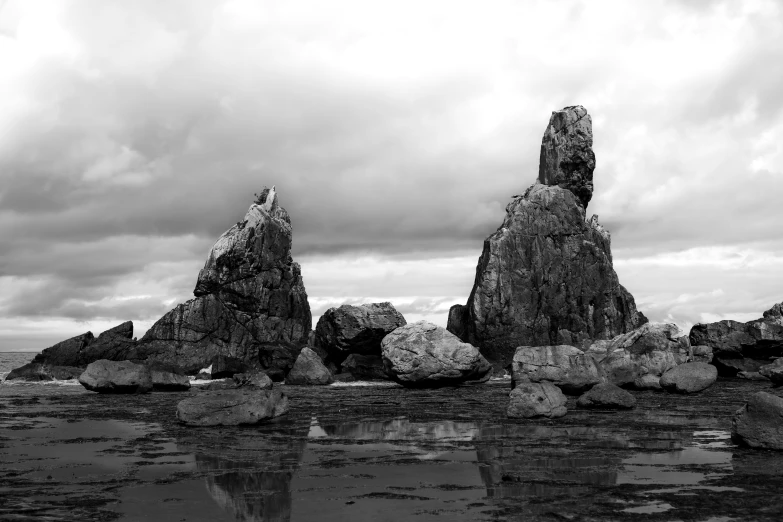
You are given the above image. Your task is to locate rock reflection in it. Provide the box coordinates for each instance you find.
[315,416,479,442]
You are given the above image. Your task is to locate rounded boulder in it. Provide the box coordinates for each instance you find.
[507,382,567,419]
[660,362,717,394]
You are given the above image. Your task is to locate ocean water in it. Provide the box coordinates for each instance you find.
[0,352,34,380]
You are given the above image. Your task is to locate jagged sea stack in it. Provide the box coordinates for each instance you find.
[448,106,647,369]
[140,186,312,374]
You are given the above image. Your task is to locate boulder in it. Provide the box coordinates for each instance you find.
[176,389,289,426]
[659,362,717,394]
[381,321,491,387]
[341,354,388,381]
[286,348,333,385]
[576,382,636,409]
[314,302,406,365]
[447,106,646,370]
[507,382,567,419]
[632,374,662,391]
[690,303,783,376]
[150,370,191,391]
[691,345,713,364]
[760,359,783,386]
[233,372,273,389]
[732,392,783,450]
[78,360,152,394]
[511,345,603,394]
[5,362,83,381]
[593,323,690,387]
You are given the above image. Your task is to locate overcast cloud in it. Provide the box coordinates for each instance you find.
[1,0,782,351]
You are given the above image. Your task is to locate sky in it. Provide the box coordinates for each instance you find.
[1,0,783,352]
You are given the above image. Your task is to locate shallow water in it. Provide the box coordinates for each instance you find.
[2,379,783,520]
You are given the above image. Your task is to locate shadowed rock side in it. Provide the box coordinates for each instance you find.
[139,186,312,374]
[448,107,645,370]
[690,301,783,376]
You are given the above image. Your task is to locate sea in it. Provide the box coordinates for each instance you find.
[0,352,35,380]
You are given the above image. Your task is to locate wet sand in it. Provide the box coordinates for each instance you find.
[2,379,783,521]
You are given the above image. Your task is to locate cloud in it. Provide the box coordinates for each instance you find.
[1,0,783,350]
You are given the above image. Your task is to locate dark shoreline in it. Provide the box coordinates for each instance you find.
[2,379,783,521]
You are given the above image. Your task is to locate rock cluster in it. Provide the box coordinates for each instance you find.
[448,106,646,369]
[381,321,491,387]
[690,302,783,376]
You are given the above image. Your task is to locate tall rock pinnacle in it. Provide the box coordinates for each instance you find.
[447,106,646,370]
[538,105,595,208]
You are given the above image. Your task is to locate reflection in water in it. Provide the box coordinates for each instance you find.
[314,416,479,442]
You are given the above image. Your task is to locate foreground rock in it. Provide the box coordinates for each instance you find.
[382,321,491,387]
[286,348,333,385]
[511,345,603,394]
[732,392,783,450]
[78,360,152,394]
[176,389,289,426]
[590,323,690,387]
[660,362,718,394]
[314,302,406,367]
[690,302,783,376]
[507,382,567,419]
[150,370,191,391]
[447,106,646,369]
[576,382,635,409]
[5,362,83,381]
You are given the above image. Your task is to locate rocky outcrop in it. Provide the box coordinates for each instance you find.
[690,303,783,376]
[732,391,783,450]
[590,323,690,387]
[78,360,153,394]
[314,302,406,367]
[576,382,635,409]
[507,382,567,419]
[510,345,603,394]
[447,106,646,370]
[381,321,491,387]
[5,362,83,381]
[139,187,311,374]
[176,389,289,426]
[285,348,333,385]
[659,362,717,394]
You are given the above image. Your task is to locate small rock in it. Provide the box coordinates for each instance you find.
[659,362,717,394]
[737,371,769,381]
[150,370,191,391]
[233,372,273,389]
[507,382,567,419]
[78,360,152,394]
[633,374,662,391]
[286,348,333,385]
[732,391,783,450]
[176,389,289,426]
[576,383,635,409]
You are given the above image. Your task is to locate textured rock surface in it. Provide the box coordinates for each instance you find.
[381,321,491,387]
[507,382,567,419]
[286,348,333,385]
[341,354,388,380]
[660,362,718,394]
[232,371,274,389]
[538,105,595,208]
[150,370,191,391]
[732,391,783,450]
[691,345,714,364]
[511,345,603,394]
[593,323,690,387]
[576,382,635,409]
[176,389,289,426]
[759,359,783,386]
[314,302,406,366]
[79,360,153,394]
[5,363,83,381]
[632,373,663,390]
[448,108,646,369]
[139,187,311,374]
[690,302,783,376]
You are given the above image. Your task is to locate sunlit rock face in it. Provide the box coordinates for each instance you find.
[448,107,646,370]
[140,187,312,374]
[690,301,783,376]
